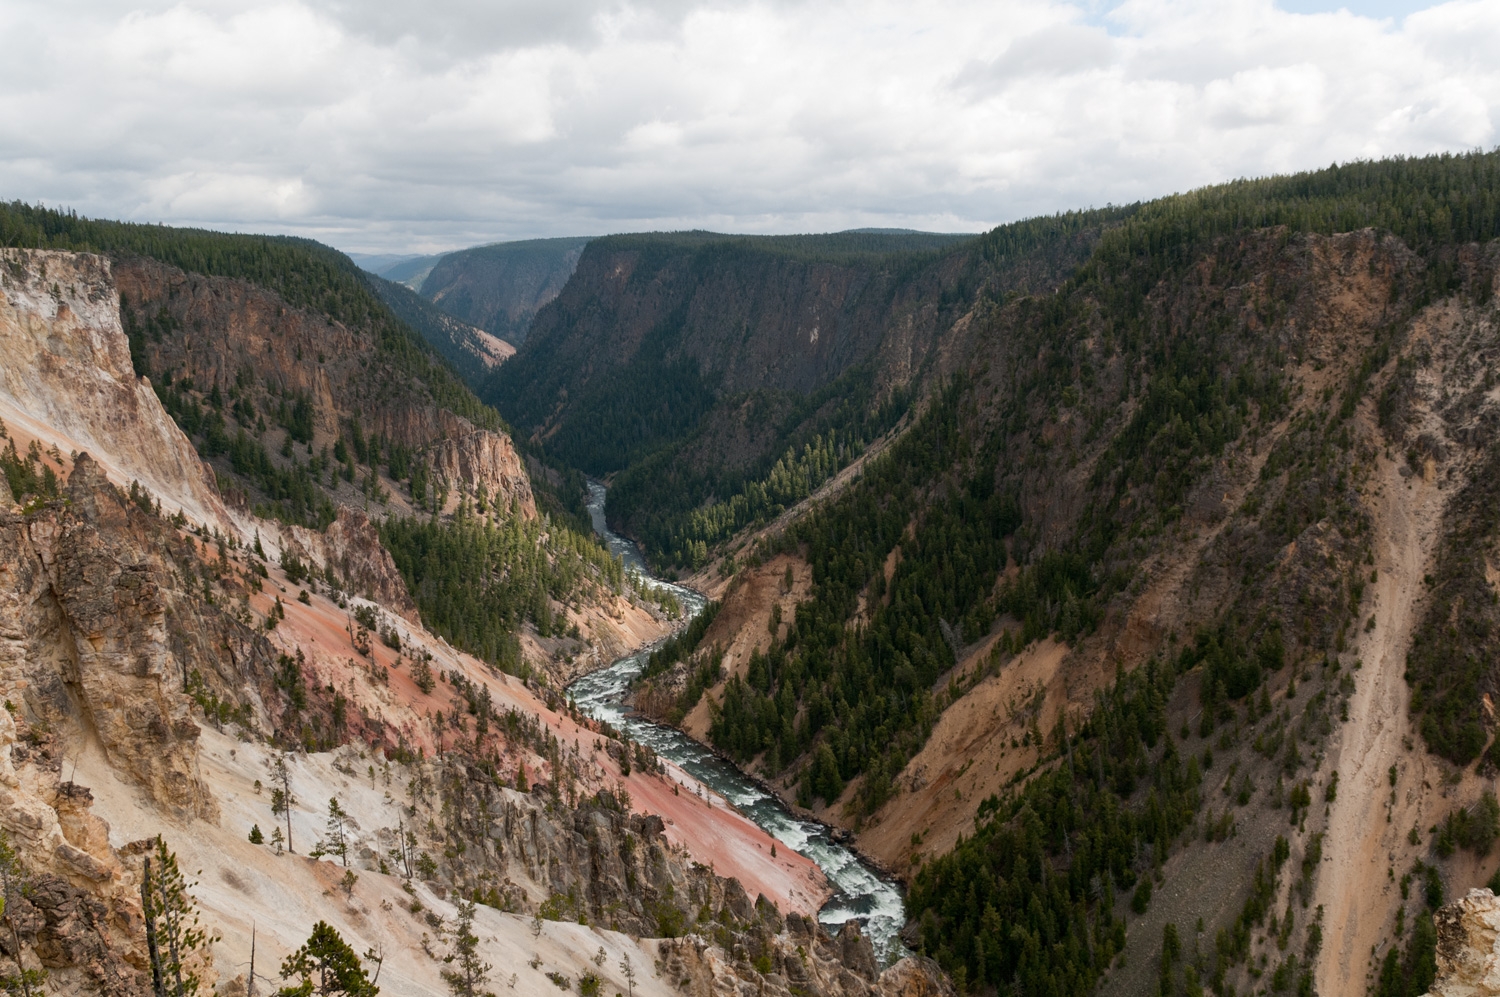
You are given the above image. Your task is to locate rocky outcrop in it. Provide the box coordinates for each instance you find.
[394,768,947,997]
[0,249,230,531]
[0,688,153,994]
[284,505,421,622]
[0,455,249,820]
[1425,889,1500,997]
[656,915,953,997]
[423,428,536,518]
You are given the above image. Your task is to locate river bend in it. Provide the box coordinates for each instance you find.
[568,481,907,960]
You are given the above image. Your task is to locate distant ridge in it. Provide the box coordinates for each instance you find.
[419,235,592,346]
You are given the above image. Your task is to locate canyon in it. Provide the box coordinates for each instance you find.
[0,245,946,996]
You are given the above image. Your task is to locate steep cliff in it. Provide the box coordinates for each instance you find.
[484,231,981,475]
[113,255,536,524]
[483,227,1097,560]
[0,249,231,530]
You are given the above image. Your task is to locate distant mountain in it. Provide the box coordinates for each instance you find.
[420,236,592,346]
[363,271,514,384]
[349,251,448,290]
[346,251,419,272]
[380,253,446,289]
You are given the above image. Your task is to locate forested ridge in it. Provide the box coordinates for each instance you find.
[0,201,498,431]
[363,269,504,387]
[673,151,1500,997]
[379,507,640,676]
[483,229,982,541]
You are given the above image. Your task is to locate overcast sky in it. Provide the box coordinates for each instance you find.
[1,0,1495,254]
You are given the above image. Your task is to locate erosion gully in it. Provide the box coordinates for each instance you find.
[568,481,908,961]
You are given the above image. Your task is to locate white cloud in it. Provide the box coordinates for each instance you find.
[0,0,1494,252]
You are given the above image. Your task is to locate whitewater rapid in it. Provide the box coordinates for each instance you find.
[568,481,908,960]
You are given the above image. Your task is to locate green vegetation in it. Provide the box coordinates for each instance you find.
[1435,791,1500,858]
[496,317,720,476]
[640,601,721,681]
[908,659,1199,997]
[609,366,910,570]
[486,231,958,498]
[442,899,493,997]
[142,837,218,997]
[0,430,62,506]
[379,507,634,673]
[635,601,725,723]
[364,271,500,387]
[578,228,972,267]
[1373,865,1443,997]
[419,235,592,344]
[275,920,379,997]
[708,381,1024,807]
[1083,153,1500,298]
[0,829,48,997]
[1407,445,1500,765]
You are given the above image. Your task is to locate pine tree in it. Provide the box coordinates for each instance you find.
[441,899,494,997]
[0,830,46,997]
[319,798,350,867]
[142,837,218,997]
[275,921,378,996]
[269,754,295,853]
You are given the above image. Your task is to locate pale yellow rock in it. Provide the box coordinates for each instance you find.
[0,248,232,532]
[0,708,17,788]
[1426,888,1500,997]
[424,427,537,518]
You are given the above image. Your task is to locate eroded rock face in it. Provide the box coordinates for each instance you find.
[394,768,949,997]
[0,696,154,994]
[424,428,536,519]
[0,455,285,822]
[284,505,421,623]
[1426,889,1500,997]
[0,249,230,530]
[0,456,217,819]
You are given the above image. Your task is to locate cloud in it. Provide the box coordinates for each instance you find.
[0,0,1494,252]
[954,23,1115,93]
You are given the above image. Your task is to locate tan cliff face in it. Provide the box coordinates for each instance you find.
[0,249,231,531]
[423,425,536,518]
[282,505,421,623]
[0,454,255,822]
[1424,889,1500,997]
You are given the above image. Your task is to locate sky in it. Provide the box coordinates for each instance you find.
[0,0,1495,254]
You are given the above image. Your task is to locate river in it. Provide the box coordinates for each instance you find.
[569,481,908,961]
